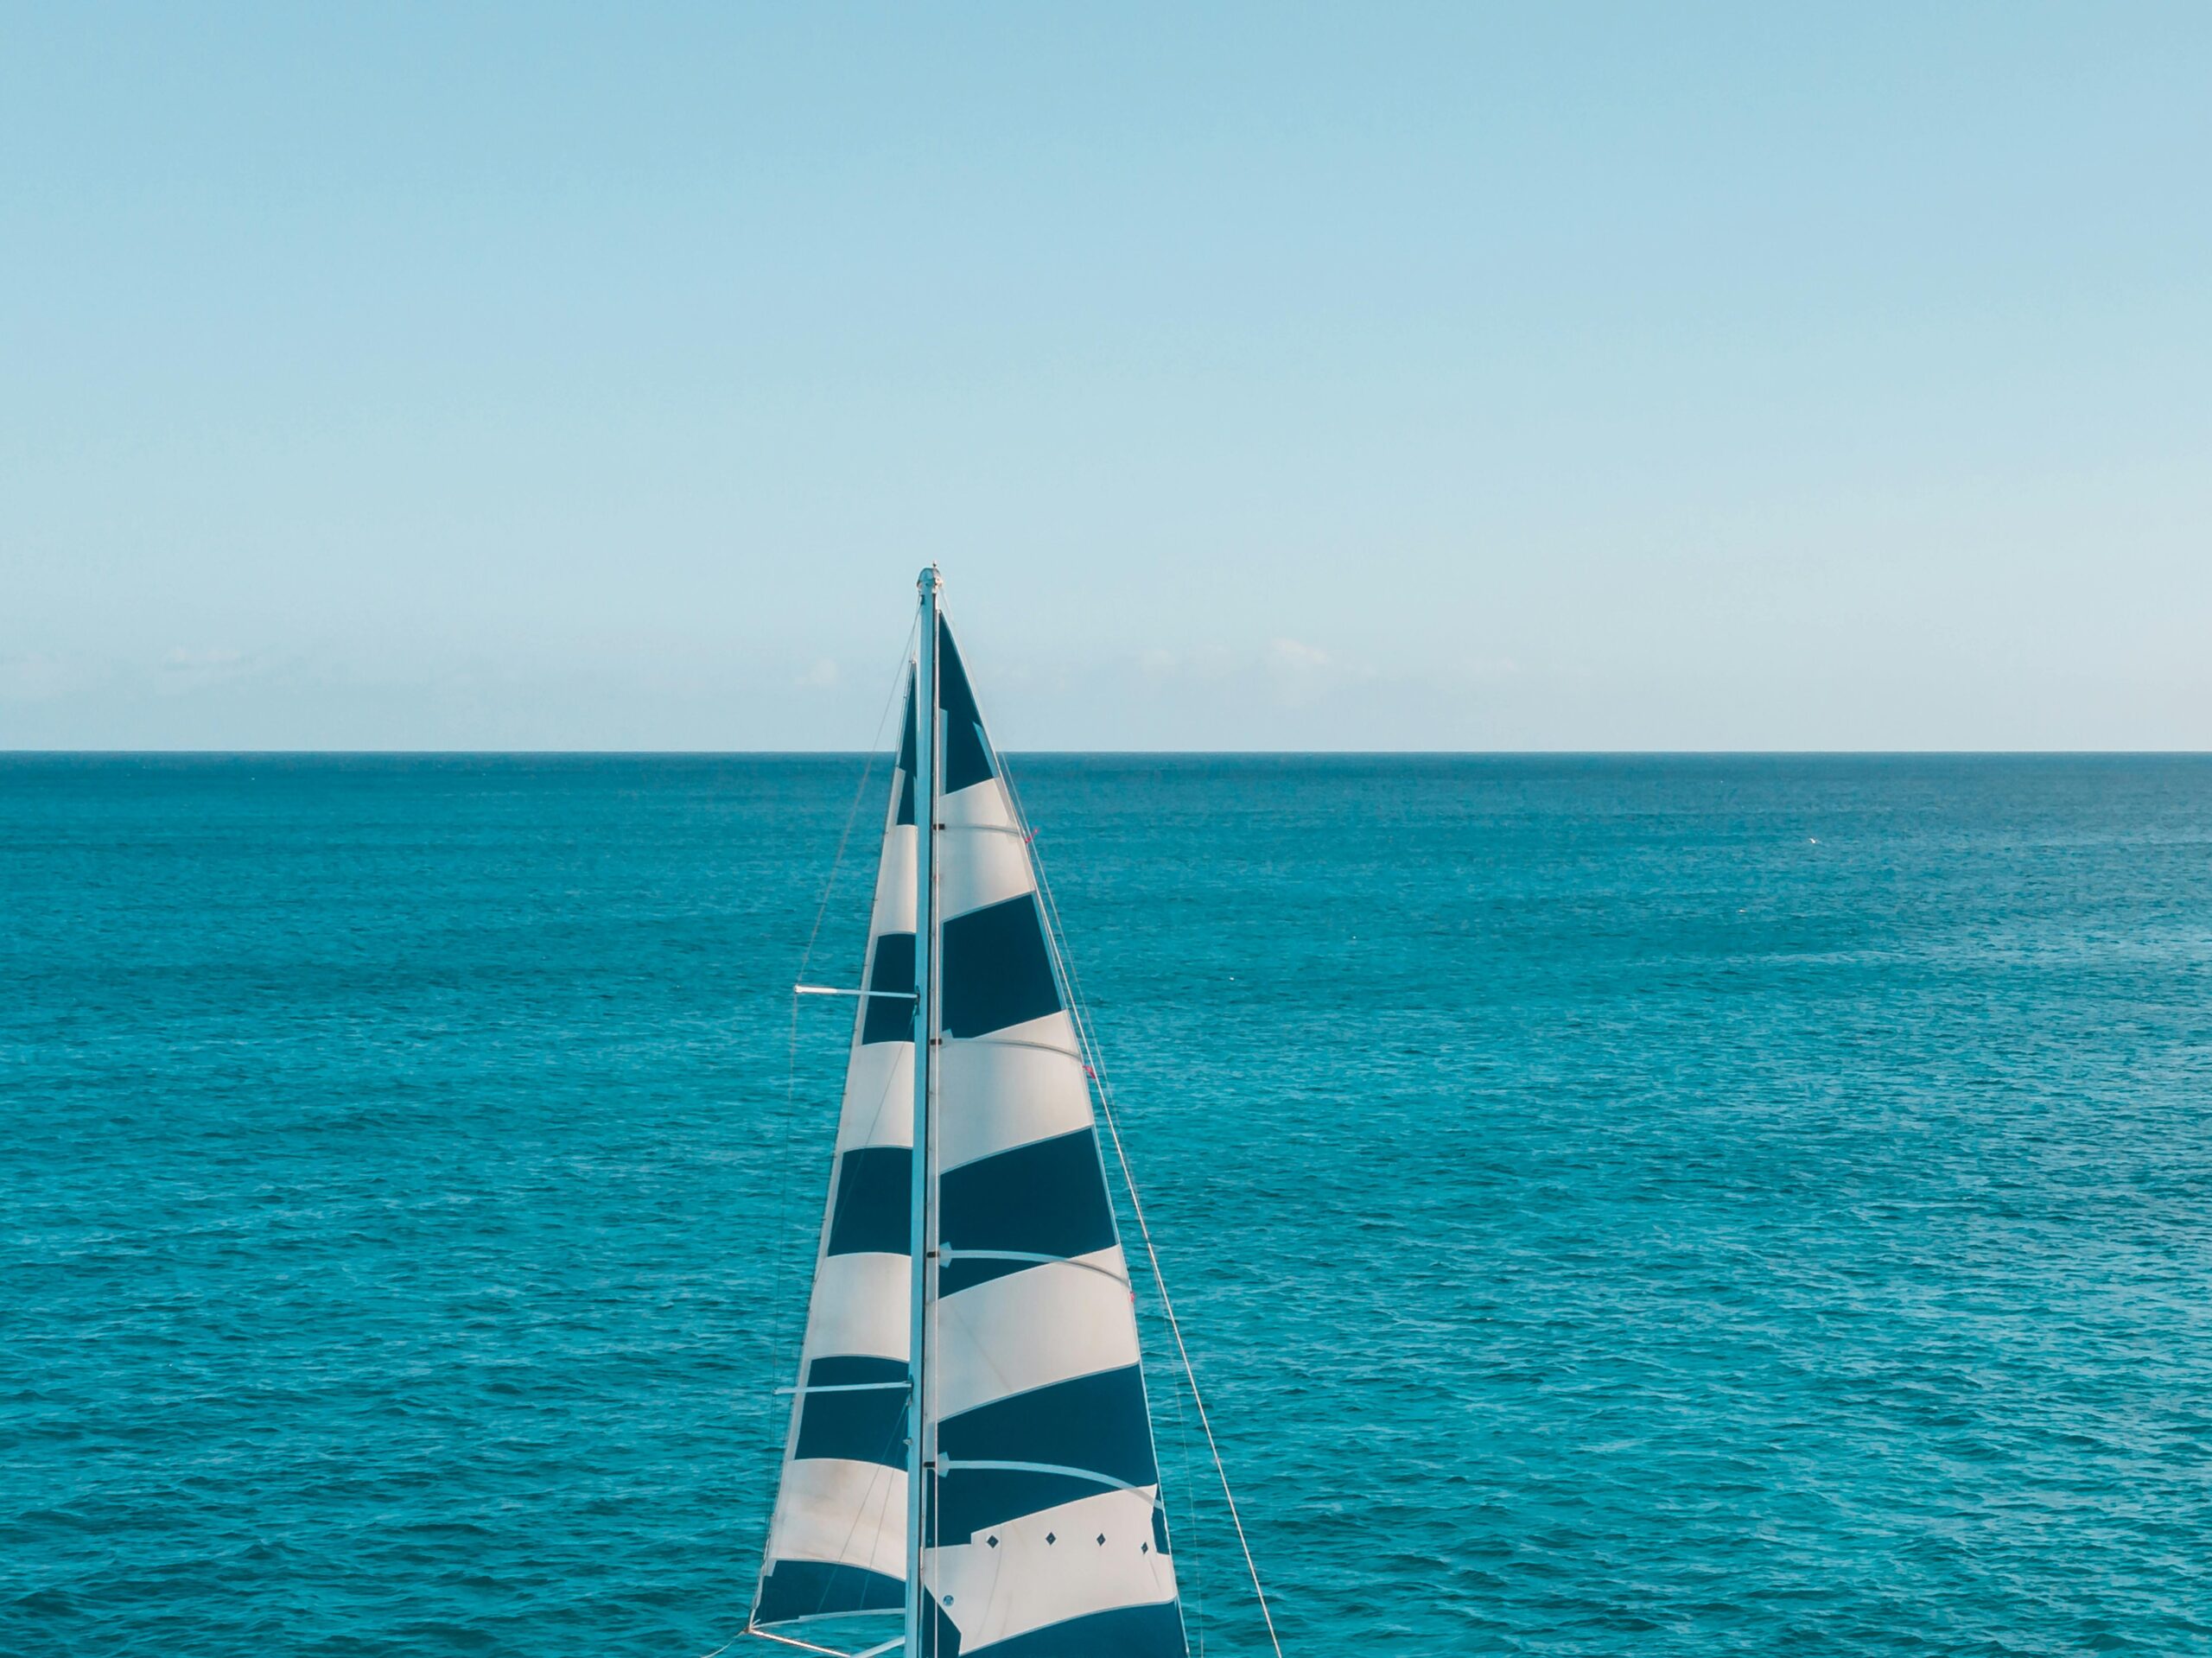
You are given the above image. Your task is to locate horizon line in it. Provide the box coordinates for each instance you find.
[6,748,2209,761]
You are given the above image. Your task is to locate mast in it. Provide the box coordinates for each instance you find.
[905,565,940,1658]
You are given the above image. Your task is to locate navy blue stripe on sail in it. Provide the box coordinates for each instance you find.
[938,1128,1116,1294]
[809,1355,908,1388]
[896,675,918,827]
[932,1464,1108,1540]
[936,1364,1156,1525]
[935,620,995,794]
[756,1559,903,1627]
[940,895,1059,1039]
[927,1600,963,1658]
[949,1602,1186,1658]
[932,1363,1158,1534]
[825,1146,912,1256]
[794,1369,909,1467]
[861,931,916,1045]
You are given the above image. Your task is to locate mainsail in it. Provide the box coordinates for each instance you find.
[754,573,1187,1658]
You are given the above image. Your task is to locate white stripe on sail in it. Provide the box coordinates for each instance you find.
[938,833,1035,923]
[933,1248,1139,1420]
[937,782,1032,920]
[935,1018,1094,1171]
[803,1250,910,1363]
[925,1487,1178,1650]
[939,766,1017,818]
[868,823,918,937]
[770,1457,909,1577]
[835,1040,913,1153]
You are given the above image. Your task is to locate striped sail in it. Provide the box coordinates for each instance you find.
[918,621,1185,1658]
[753,679,920,1629]
[755,609,1186,1658]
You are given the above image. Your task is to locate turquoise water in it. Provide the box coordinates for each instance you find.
[5,754,2209,1655]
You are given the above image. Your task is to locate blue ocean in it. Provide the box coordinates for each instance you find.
[4,753,2209,1656]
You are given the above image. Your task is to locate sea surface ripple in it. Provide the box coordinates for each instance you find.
[3,754,2209,1655]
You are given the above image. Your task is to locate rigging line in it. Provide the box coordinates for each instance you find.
[784,1442,900,1630]
[797,615,919,986]
[1155,1241,1207,1655]
[772,625,911,1357]
[994,755,1285,1658]
[1045,914,1271,1656]
[823,1450,898,1627]
[1086,1033,1279,1658]
[811,1442,901,1626]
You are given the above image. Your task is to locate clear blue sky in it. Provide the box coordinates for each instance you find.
[3,3,2207,749]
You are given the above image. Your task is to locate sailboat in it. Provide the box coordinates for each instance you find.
[745,569,1271,1658]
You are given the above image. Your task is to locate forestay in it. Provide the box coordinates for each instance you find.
[754,592,1187,1658]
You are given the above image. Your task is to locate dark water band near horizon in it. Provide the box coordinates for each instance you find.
[4,753,2209,1655]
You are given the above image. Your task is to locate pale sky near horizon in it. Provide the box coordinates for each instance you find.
[3,3,2208,751]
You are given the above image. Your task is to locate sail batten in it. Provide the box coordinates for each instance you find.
[758,596,1185,1657]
